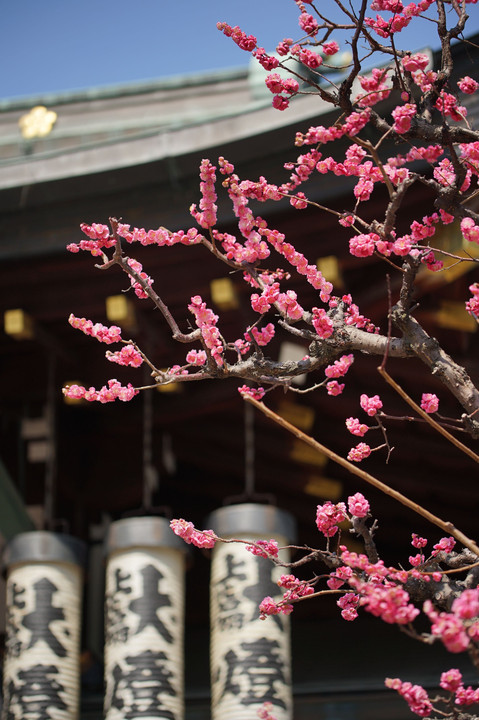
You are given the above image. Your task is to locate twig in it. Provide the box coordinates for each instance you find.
[378,366,479,464]
[243,396,479,557]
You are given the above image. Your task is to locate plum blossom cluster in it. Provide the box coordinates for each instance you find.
[168,485,479,720]
[217,13,341,112]
[264,73,299,111]
[186,349,207,366]
[387,668,479,717]
[106,344,144,368]
[385,678,433,717]
[441,669,479,708]
[126,258,154,300]
[365,0,436,38]
[357,68,392,107]
[355,576,420,625]
[188,295,224,367]
[315,501,347,537]
[244,323,275,348]
[170,495,463,643]
[347,213,446,259]
[257,702,277,720]
[326,380,345,396]
[238,385,266,400]
[435,91,467,122]
[324,354,354,379]
[391,103,417,134]
[344,393,385,459]
[345,417,369,437]
[466,283,479,320]
[68,314,122,344]
[277,573,315,599]
[320,348,362,396]
[259,574,316,620]
[257,227,332,301]
[67,223,115,256]
[216,22,256,51]
[336,547,423,626]
[70,220,207,256]
[347,442,372,462]
[66,0,479,659]
[360,394,383,416]
[258,595,294,620]
[461,217,479,245]
[420,393,439,414]
[246,539,279,559]
[116,222,204,248]
[336,593,361,621]
[190,159,218,229]
[459,76,479,95]
[432,536,456,557]
[312,307,334,338]
[169,519,218,549]
[346,388,440,461]
[63,379,138,403]
[315,493,370,538]
[348,492,370,517]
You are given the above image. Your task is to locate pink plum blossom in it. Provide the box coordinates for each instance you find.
[69,314,122,344]
[432,536,455,556]
[466,283,479,318]
[347,442,371,462]
[458,76,479,94]
[246,539,279,558]
[63,379,138,404]
[312,307,334,338]
[461,217,479,244]
[337,593,360,621]
[106,345,143,368]
[411,534,428,549]
[186,349,207,366]
[257,702,278,720]
[385,678,433,717]
[346,418,368,436]
[401,53,429,72]
[391,103,416,133]
[360,394,383,416]
[238,385,265,400]
[190,159,218,229]
[325,354,354,378]
[326,381,344,396]
[423,600,469,653]
[440,668,463,692]
[170,519,217,549]
[315,501,347,537]
[420,393,439,413]
[349,233,377,257]
[322,40,339,55]
[452,588,479,620]
[348,492,370,517]
[259,596,293,620]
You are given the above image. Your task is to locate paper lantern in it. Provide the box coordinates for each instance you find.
[207,504,296,720]
[104,517,187,720]
[2,532,86,720]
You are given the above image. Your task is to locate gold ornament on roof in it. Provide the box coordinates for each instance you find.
[18,105,57,139]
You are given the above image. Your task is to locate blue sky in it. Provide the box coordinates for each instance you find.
[2,0,479,100]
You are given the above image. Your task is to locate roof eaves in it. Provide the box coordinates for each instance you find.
[0,65,249,112]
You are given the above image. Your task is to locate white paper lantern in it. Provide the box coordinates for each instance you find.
[207,504,296,720]
[2,532,86,720]
[104,517,187,720]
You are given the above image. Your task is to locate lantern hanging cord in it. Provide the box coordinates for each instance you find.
[44,353,57,530]
[244,401,255,498]
[142,383,157,512]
